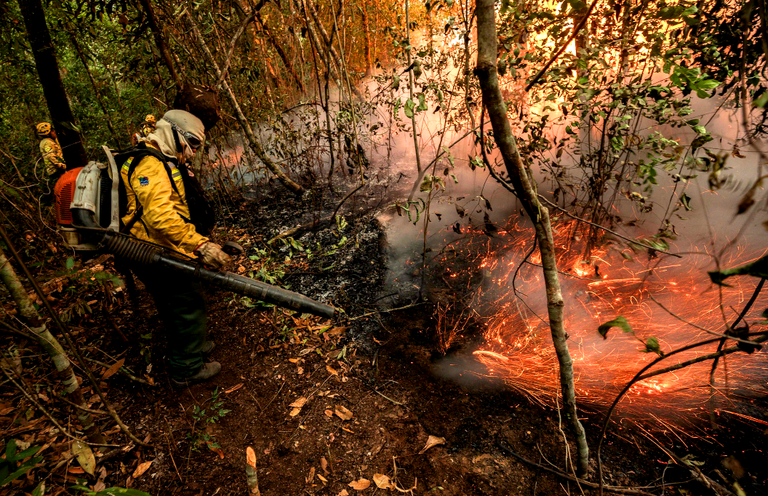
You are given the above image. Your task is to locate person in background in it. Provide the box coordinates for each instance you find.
[132,114,156,145]
[121,109,230,387]
[36,122,67,195]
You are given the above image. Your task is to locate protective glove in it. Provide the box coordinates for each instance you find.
[195,242,231,270]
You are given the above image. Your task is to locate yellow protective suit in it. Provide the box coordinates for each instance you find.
[120,143,208,256]
[39,137,66,177]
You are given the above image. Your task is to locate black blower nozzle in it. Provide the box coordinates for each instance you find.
[100,231,337,319]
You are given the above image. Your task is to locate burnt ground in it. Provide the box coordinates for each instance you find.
[2,188,768,496]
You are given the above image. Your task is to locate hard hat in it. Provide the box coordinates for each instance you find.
[36,122,51,136]
[162,110,205,150]
[145,114,156,124]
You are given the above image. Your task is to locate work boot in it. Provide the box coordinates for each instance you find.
[171,361,221,388]
[201,341,216,356]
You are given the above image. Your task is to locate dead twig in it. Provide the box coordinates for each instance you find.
[498,440,658,496]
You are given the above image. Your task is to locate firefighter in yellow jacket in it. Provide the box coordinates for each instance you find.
[36,122,67,193]
[131,114,156,145]
[121,109,230,387]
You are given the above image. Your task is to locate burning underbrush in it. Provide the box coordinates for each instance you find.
[423,214,768,433]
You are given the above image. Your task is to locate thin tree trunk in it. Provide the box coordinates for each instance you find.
[0,247,103,443]
[256,12,306,94]
[68,31,123,149]
[474,0,589,477]
[18,0,88,168]
[360,0,373,76]
[305,0,364,100]
[187,14,304,194]
[405,0,423,178]
[137,0,181,86]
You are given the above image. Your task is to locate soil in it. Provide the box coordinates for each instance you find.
[2,188,767,496]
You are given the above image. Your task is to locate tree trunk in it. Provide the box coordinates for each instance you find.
[187,14,304,194]
[137,0,182,86]
[0,247,103,443]
[256,12,306,94]
[360,0,373,76]
[18,0,88,169]
[68,30,123,149]
[474,0,590,477]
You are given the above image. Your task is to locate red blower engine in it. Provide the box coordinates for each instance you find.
[54,145,120,253]
[53,147,338,319]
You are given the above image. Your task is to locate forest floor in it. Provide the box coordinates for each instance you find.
[1,188,767,496]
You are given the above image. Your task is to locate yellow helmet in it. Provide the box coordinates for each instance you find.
[145,114,156,124]
[36,122,52,136]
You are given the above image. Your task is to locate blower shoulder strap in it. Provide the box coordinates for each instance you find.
[113,143,182,233]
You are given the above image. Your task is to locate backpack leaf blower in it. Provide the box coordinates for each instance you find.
[54,146,337,319]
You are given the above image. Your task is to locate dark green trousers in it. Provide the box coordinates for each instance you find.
[131,265,206,379]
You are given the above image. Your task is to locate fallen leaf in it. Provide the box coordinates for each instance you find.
[306,466,315,483]
[318,474,328,483]
[288,358,301,364]
[72,440,95,476]
[246,447,257,468]
[326,365,339,376]
[206,442,225,459]
[328,326,348,337]
[132,460,152,478]
[348,478,371,490]
[101,358,125,380]
[420,435,446,454]
[290,397,307,416]
[337,490,349,496]
[373,473,393,489]
[320,456,329,473]
[324,409,334,418]
[335,405,353,421]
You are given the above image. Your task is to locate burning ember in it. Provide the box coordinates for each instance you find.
[429,215,768,427]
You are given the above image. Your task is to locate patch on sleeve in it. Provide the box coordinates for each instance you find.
[138,176,149,186]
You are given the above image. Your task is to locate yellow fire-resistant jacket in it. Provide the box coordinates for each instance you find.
[39,137,66,176]
[120,144,208,256]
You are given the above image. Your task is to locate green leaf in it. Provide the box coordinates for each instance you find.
[680,193,692,211]
[598,316,633,338]
[696,79,720,91]
[754,92,768,108]
[65,257,75,270]
[417,93,427,112]
[643,337,663,356]
[692,125,707,135]
[94,489,152,496]
[708,254,768,285]
[32,482,45,496]
[404,98,415,118]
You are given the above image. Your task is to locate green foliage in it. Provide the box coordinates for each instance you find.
[0,440,43,487]
[71,486,152,496]
[709,254,768,286]
[187,388,231,454]
[598,316,663,356]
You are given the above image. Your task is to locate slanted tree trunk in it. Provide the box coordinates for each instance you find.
[256,12,306,94]
[474,0,590,477]
[0,247,103,443]
[137,0,182,86]
[187,14,304,194]
[17,0,87,169]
